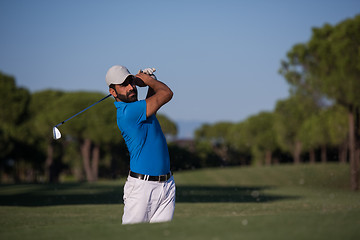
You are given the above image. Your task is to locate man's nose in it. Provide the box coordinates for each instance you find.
[128,83,136,90]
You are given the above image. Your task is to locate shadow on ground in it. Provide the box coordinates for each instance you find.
[0,183,299,207]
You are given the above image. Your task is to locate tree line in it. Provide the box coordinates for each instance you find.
[194,15,360,190]
[0,77,183,183]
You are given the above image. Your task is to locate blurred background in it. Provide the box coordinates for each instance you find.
[0,0,359,190]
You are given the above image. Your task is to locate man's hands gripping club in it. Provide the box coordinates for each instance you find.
[134,68,156,87]
[135,68,173,117]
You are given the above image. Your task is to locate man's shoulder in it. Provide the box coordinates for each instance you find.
[115,100,147,122]
[114,100,145,107]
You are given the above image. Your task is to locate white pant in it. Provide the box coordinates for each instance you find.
[122,175,176,224]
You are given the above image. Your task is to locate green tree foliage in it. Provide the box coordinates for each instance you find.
[85,95,126,181]
[0,72,31,181]
[326,105,348,147]
[274,95,318,164]
[299,105,349,164]
[157,114,178,140]
[327,105,349,164]
[299,111,330,163]
[280,15,360,190]
[0,72,30,159]
[308,16,360,107]
[168,144,202,171]
[29,90,65,182]
[54,92,121,182]
[244,112,278,165]
[195,122,233,146]
[307,15,360,190]
[195,122,245,166]
[195,124,218,159]
[227,121,251,153]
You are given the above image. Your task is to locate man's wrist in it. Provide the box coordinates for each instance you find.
[135,73,157,86]
[134,77,147,87]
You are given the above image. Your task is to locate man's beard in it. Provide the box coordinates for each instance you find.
[116,89,138,103]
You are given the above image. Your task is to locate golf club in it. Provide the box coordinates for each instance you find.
[53,94,112,140]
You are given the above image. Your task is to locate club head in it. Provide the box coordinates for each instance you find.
[53,127,61,140]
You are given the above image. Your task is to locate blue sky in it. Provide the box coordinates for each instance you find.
[1,0,359,126]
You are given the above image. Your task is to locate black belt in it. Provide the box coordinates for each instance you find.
[129,171,172,182]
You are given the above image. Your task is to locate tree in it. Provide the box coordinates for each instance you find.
[278,40,324,164]
[157,114,178,140]
[85,94,123,181]
[274,95,318,164]
[244,112,278,165]
[194,122,235,166]
[0,72,31,181]
[300,106,349,164]
[0,72,30,159]
[307,15,360,190]
[299,111,330,163]
[326,105,349,163]
[226,121,252,166]
[29,90,65,182]
[227,122,250,152]
[298,105,348,164]
[280,15,360,190]
[56,92,119,182]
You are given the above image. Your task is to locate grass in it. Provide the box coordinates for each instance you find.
[0,163,359,240]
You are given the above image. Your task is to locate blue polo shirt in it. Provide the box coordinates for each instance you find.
[114,100,170,176]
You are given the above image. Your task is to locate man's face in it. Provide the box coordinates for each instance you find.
[111,76,138,103]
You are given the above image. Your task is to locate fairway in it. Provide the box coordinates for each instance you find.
[0,163,359,240]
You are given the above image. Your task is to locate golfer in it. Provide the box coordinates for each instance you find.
[106,65,175,224]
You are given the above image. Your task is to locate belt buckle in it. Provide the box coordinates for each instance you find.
[160,173,169,182]
[160,175,165,182]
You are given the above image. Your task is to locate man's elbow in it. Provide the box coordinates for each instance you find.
[167,89,174,102]
[158,88,173,104]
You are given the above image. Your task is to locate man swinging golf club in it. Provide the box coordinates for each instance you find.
[106,65,175,224]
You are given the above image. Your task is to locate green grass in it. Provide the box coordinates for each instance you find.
[0,163,359,240]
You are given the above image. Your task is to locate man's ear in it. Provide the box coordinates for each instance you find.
[109,87,117,98]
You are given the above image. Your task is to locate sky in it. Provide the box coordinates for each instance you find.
[1,0,359,129]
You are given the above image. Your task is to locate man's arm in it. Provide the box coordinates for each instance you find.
[133,76,155,99]
[135,72,173,117]
[133,72,155,99]
[146,87,155,99]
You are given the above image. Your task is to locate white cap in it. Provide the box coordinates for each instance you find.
[105,65,132,86]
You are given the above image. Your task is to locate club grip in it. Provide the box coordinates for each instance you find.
[138,68,157,79]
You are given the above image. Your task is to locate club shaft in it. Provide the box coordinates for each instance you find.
[55,94,111,127]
